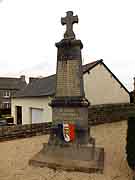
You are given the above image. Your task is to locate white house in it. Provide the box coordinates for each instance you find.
[11,59,130,124]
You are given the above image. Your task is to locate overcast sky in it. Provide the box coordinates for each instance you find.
[0,0,135,90]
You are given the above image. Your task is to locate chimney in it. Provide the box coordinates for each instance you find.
[29,77,40,84]
[20,75,25,81]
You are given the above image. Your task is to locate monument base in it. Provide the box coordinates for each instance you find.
[29,143,104,173]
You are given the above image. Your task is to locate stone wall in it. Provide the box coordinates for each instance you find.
[88,103,135,125]
[0,103,135,142]
[0,122,52,142]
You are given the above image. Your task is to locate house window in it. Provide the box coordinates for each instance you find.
[2,102,10,109]
[3,91,10,98]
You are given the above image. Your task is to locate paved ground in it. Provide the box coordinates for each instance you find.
[0,120,133,180]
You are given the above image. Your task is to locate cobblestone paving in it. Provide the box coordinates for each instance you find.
[0,121,133,180]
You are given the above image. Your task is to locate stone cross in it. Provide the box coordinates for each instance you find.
[61,11,78,39]
[30,11,104,173]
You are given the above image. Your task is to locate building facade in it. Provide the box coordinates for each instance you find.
[11,60,130,124]
[0,76,27,110]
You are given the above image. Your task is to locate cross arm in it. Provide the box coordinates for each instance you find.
[73,16,79,24]
[61,17,66,25]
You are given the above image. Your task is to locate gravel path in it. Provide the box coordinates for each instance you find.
[0,121,132,180]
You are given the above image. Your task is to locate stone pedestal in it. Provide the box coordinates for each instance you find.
[29,143,104,173]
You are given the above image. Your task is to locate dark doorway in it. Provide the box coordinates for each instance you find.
[16,106,22,124]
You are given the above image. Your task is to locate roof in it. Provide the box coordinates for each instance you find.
[14,74,56,98]
[0,76,27,90]
[82,59,102,73]
[13,59,129,98]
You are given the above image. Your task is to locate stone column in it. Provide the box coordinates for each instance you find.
[50,38,90,145]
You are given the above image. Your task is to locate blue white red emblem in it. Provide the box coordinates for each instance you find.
[62,123,75,142]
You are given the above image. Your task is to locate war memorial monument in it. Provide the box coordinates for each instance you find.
[30,11,104,173]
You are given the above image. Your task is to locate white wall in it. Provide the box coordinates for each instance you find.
[84,63,130,105]
[11,97,52,124]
